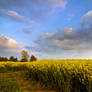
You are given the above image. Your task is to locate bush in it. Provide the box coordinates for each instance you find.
[9,56,18,62]
[30,55,37,62]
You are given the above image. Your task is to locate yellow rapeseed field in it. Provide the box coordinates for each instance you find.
[0,59,92,92]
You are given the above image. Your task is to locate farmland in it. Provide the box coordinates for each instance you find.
[0,59,92,92]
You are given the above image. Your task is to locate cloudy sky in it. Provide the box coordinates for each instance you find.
[0,0,92,59]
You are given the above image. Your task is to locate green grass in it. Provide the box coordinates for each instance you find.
[0,71,52,92]
[0,72,21,92]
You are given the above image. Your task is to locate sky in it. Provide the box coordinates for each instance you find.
[0,0,92,59]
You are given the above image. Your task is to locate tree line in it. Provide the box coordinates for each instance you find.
[0,50,37,62]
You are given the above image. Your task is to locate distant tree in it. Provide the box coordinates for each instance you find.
[0,56,8,61]
[14,58,18,62]
[30,55,37,62]
[9,56,18,62]
[4,57,8,61]
[9,56,15,61]
[21,50,29,62]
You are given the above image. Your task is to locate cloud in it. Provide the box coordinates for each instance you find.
[34,10,92,59]
[2,10,33,24]
[0,0,67,18]
[22,27,34,34]
[48,0,67,8]
[82,10,92,26]
[0,0,67,9]
[0,34,23,57]
[83,10,92,20]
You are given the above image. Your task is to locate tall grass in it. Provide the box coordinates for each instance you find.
[0,59,92,92]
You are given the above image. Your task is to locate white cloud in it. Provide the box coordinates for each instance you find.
[83,10,92,20]
[82,10,92,26]
[0,34,23,57]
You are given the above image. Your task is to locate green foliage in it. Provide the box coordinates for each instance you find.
[21,58,28,62]
[0,56,8,61]
[30,55,37,62]
[9,56,18,62]
[21,50,29,62]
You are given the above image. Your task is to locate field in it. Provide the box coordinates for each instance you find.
[0,59,92,92]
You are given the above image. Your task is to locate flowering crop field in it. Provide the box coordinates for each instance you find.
[0,59,92,92]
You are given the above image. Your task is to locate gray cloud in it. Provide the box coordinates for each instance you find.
[34,10,92,58]
[22,27,34,34]
[0,0,67,9]
[0,34,23,57]
[0,0,67,18]
[82,10,92,26]
[1,10,33,24]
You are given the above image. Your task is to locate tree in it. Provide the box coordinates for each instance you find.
[4,57,8,61]
[14,58,18,62]
[9,56,18,62]
[21,50,29,62]
[30,55,37,62]
[0,56,8,61]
